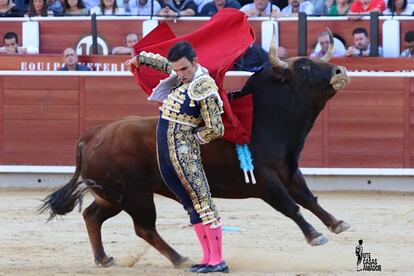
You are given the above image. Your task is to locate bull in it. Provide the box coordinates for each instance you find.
[40,43,350,268]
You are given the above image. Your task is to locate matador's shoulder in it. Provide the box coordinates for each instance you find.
[188,74,219,102]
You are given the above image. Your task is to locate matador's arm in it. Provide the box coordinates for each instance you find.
[137,51,172,74]
[188,75,224,144]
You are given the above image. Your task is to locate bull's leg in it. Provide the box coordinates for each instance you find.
[259,169,328,246]
[288,170,350,234]
[124,194,189,268]
[83,201,122,267]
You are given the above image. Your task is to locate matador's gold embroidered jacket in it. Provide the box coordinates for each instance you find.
[138,51,225,143]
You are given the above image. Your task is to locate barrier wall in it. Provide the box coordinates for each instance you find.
[1,55,414,72]
[1,16,413,57]
[0,70,413,168]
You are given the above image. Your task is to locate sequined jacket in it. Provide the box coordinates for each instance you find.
[138,51,225,144]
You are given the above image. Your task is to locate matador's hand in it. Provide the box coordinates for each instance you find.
[124,55,140,73]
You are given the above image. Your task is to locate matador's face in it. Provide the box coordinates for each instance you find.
[171,56,198,84]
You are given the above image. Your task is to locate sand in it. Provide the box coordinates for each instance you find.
[0,189,413,276]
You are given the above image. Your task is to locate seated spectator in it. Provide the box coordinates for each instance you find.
[401,31,414,57]
[280,0,314,16]
[27,0,54,16]
[344,27,383,57]
[233,43,270,72]
[112,32,138,55]
[157,0,197,17]
[59,48,91,71]
[83,0,100,9]
[194,0,209,13]
[349,0,386,15]
[119,0,161,15]
[91,0,125,14]
[63,0,89,15]
[310,31,346,58]
[273,0,288,10]
[200,0,240,16]
[233,44,288,72]
[309,0,328,15]
[0,32,27,54]
[384,0,414,15]
[0,0,23,17]
[240,0,281,18]
[46,0,63,15]
[328,0,350,15]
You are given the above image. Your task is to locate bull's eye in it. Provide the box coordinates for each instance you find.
[301,65,310,71]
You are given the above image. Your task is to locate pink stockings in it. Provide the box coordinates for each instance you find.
[193,222,223,265]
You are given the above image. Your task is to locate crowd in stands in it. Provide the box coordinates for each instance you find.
[1,0,414,71]
[2,27,411,63]
[1,0,414,17]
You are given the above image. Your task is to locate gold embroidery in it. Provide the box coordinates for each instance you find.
[160,108,202,127]
[138,51,172,74]
[167,122,220,225]
[188,75,219,101]
[196,96,224,143]
[163,98,181,112]
[160,83,203,127]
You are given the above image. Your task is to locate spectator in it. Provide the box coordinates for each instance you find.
[328,0,350,15]
[194,0,209,13]
[83,0,100,9]
[280,0,314,16]
[233,43,270,72]
[274,0,288,9]
[200,0,240,16]
[349,0,386,15]
[157,0,197,16]
[310,31,346,58]
[401,31,414,57]
[46,0,63,15]
[119,0,161,15]
[384,0,414,15]
[112,32,138,55]
[344,27,383,57]
[309,0,328,15]
[239,0,281,18]
[27,0,54,16]
[0,32,27,54]
[59,48,91,71]
[0,0,23,16]
[90,0,125,14]
[63,0,90,15]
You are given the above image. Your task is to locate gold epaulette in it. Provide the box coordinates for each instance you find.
[138,51,172,74]
[188,75,219,102]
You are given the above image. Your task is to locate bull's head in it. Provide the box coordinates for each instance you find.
[268,32,349,98]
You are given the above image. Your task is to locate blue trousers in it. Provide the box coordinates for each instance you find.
[156,118,219,226]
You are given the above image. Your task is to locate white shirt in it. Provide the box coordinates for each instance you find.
[281,1,314,16]
[133,0,161,15]
[383,3,414,15]
[90,6,126,14]
[240,2,281,16]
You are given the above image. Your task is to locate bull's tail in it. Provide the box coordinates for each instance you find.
[38,141,88,221]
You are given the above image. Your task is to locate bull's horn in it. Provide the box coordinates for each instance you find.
[321,28,334,62]
[269,31,288,69]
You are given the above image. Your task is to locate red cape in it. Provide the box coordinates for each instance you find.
[133,8,254,144]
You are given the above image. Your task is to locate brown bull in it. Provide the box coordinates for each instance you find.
[40,43,350,268]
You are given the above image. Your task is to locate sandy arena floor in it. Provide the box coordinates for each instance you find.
[0,189,413,276]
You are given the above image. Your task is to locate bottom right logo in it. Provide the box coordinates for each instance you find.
[355,239,382,272]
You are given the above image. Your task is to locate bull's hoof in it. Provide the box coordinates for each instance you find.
[173,256,191,269]
[306,232,329,246]
[95,255,115,267]
[329,220,351,234]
